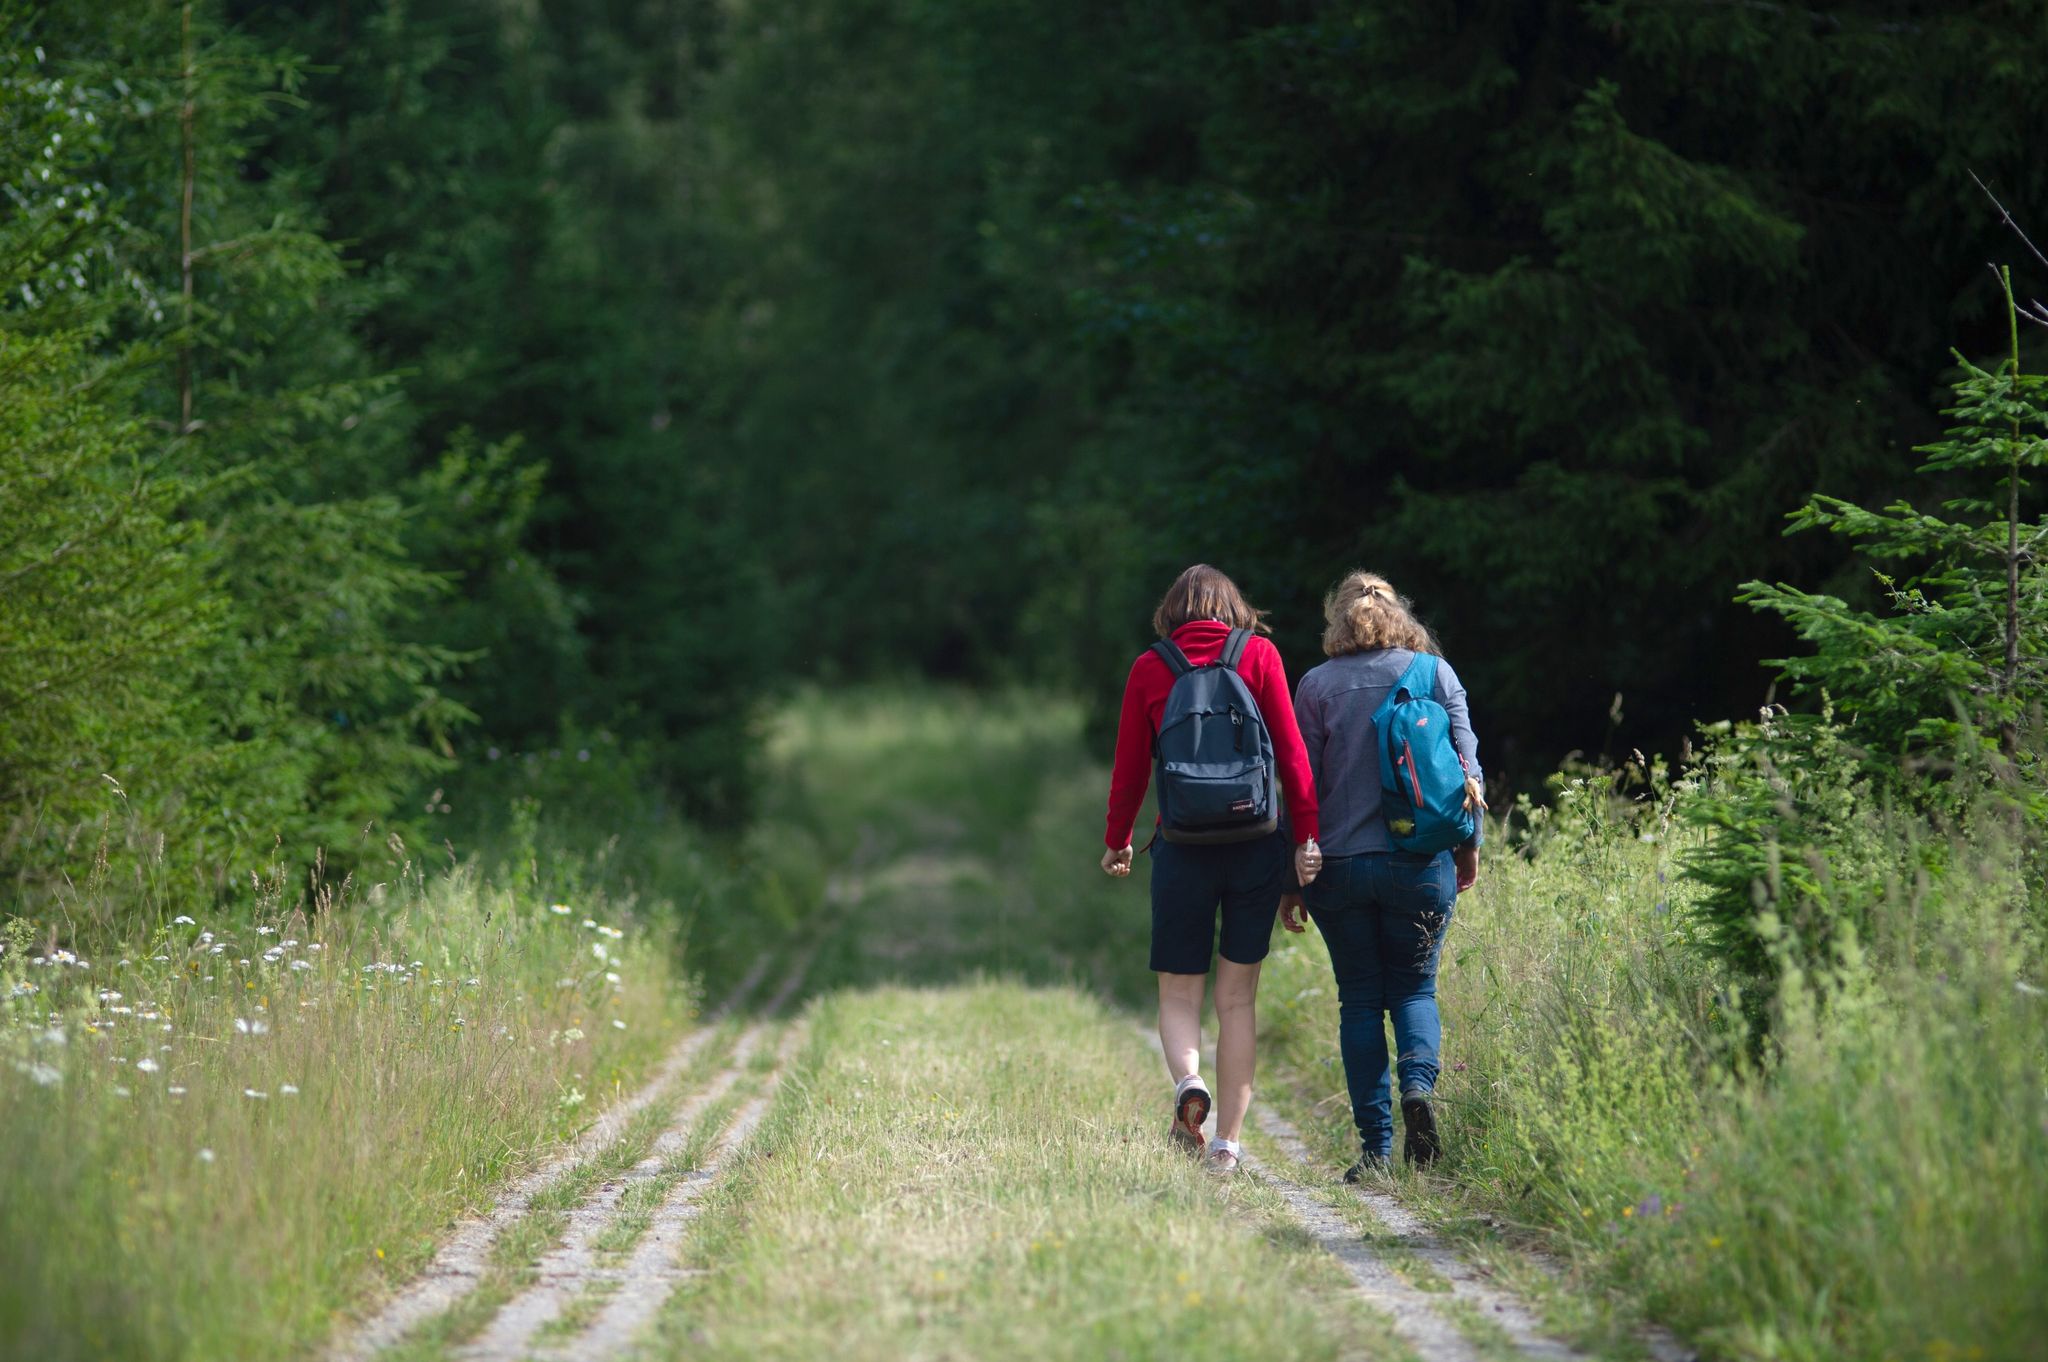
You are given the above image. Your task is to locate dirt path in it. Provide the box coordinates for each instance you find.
[1247,1108,1586,1362]
[1161,1025,1682,1362]
[329,951,807,1362]
[1256,1109,1696,1362]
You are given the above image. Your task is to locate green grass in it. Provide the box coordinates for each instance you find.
[1257,784,2048,1361]
[641,980,1393,1362]
[772,685,2046,1360]
[0,853,696,1362]
[11,683,2037,1362]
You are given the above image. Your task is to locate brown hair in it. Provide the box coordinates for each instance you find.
[1321,571,1440,657]
[1152,564,1271,638]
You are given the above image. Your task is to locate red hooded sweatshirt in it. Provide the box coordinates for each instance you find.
[1104,620,1319,850]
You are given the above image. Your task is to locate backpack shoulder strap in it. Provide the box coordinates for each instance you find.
[1218,627,1251,671]
[1150,638,1195,677]
[1393,651,1438,702]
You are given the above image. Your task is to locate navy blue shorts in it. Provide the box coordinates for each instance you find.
[1146,830,1290,974]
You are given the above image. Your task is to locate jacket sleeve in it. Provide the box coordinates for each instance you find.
[1104,653,1156,849]
[1436,656,1484,848]
[1294,668,1327,790]
[1250,638,1319,844]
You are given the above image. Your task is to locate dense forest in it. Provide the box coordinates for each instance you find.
[5,0,2046,896]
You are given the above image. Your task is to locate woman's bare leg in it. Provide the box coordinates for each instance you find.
[1212,957,1262,1142]
[1157,971,1206,1083]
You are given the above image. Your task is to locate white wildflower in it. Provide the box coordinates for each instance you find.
[169,1086,186,1096]
[604,971,621,984]
[562,1027,585,1042]
[234,1018,269,1036]
[307,943,325,952]
[113,1085,131,1098]
[611,1019,626,1030]
[20,1061,60,1087]
[198,932,214,944]
[136,1057,160,1073]
[197,1147,214,1162]
[279,1083,299,1095]
[173,915,196,926]
[151,955,170,963]
[290,960,312,972]
[243,1088,267,1099]
[256,926,276,937]
[582,917,597,929]
[549,904,571,916]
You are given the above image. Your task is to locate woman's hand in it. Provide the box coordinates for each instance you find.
[1102,844,1134,878]
[1454,844,1478,894]
[1279,892,1308,934]
[1293,836,1323,887]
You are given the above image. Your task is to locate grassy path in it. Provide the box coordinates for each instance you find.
[635,981,1384,1362]
[336,690,1690,1362]
[330,954,807,1362]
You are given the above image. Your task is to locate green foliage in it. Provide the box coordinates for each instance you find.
[0,329,218,827]
[1743,284,2048,770]
[620,0,2048,769]
[1681,285,2048,1004]
[1256,735,2048,1362]
[1678,709,1914,1011]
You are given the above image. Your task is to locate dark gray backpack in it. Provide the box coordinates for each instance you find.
[1150,628,1279,844]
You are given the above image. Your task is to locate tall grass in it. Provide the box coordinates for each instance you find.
[0,838,694,1362]
[1260,778,2048,1360]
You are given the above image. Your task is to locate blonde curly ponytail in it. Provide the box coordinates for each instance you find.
[1321,571,1439,657]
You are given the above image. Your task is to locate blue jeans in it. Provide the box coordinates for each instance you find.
[1302,851,1455,1159]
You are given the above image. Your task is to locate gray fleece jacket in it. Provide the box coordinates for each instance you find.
[1294,648,1483,856]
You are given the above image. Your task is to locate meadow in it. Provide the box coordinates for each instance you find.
[3,687,2042,1361]
[0,825,721,1361]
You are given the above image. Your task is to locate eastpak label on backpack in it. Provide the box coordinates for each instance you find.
[1373,652,1477,855]
[1150,628,1279,845]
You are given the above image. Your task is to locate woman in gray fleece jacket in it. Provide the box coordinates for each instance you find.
[1278,571,1483,1177]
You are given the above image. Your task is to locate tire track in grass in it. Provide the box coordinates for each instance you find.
[527,1018,808,1361]
[1256,1108,1695,1362]
[328,953,775,1362]
[454,956,812,1361]
[1252,1108,1588,1362]
[1152,1025,1485,1362]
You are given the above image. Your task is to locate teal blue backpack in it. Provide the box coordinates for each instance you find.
[1373,653,1476,854]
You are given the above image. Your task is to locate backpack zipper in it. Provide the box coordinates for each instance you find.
[1232,709,1245,752]
[1401,740,1424,806]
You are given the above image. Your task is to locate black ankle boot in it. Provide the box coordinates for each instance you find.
[1401,1091,1441,1167]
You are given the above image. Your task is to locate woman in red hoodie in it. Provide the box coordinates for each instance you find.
[1102,564,1322,1174]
